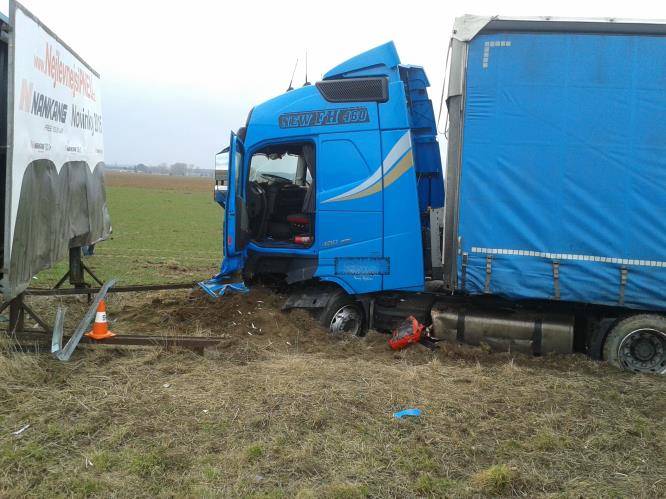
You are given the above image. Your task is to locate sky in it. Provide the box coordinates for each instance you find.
[4,0,665,169]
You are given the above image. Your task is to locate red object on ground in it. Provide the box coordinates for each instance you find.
[388,316,425,350]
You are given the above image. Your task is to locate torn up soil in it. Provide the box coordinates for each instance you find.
[104,285,519,367]
[119,286,331,362]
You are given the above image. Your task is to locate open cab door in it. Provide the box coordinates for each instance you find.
[220,132,250,275]
[199,133,251,298]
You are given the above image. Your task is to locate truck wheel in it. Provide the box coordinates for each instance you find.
[319,292,366,337]
[603,314,666,374]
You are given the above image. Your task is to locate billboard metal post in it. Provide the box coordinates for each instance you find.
[68,247,85,288]
[8,293,23,331]
[51,248,105,302]
[2,291,51,333]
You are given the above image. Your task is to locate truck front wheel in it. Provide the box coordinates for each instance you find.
[603,315,666,374]
[318,291,367,337]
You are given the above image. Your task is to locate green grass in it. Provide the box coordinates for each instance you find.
[1,347,664,497]
[470,464,520,495]
[35,185,222,286]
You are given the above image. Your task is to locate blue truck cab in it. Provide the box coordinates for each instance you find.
[211,19,666,374]
[215,41,443,297]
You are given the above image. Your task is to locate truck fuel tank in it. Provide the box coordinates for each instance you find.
[431,306,574,355]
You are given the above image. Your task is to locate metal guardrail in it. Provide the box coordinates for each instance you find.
[51,279,116,361]
[26,282,197,296]
[6,330,226,354]
[1,280,226,357]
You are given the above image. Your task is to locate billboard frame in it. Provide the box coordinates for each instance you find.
[2,0,107,299]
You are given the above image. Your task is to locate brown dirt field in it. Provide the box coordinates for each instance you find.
[1,288,665,497]
[104,171,212,192]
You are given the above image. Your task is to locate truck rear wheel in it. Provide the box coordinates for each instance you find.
[318,291,366,337]
[603,315,666,374]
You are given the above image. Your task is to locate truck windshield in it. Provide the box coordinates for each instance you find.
[249,153,300,183]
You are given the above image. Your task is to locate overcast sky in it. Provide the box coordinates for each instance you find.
[4,0,665,169]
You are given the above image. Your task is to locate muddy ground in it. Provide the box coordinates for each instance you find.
[105,172,211,192]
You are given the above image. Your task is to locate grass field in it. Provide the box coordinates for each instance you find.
[1,173,664,497]
[35,172,222,286]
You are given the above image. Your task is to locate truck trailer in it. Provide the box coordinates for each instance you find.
[208,15,666,374]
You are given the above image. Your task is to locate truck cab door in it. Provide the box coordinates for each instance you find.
[220,132,250,275]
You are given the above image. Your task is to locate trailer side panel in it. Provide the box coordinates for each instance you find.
[456,31,666,310]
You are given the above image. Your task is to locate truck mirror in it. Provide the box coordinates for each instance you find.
[214,183,228,206]
[214,149,230,206]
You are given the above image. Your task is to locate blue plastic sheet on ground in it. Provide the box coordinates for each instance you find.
[393,408,422,419]
[197,276,249,299]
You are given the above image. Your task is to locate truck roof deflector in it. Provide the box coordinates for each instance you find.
[323,41,401,80]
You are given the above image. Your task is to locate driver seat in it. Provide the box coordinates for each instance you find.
[287,179,314,233]
[286,213,311,226]
[286,213,311,239]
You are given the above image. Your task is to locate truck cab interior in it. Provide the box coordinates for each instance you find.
[246,142,315,247]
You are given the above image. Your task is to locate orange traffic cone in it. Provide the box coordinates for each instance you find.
[85,300,116,340]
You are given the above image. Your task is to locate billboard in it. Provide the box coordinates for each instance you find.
[1,1,110,299]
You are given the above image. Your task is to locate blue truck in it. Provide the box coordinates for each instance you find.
[208,16,666,374]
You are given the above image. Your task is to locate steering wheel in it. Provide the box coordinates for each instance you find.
[259,173,291,184]
[247,182,266,219]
